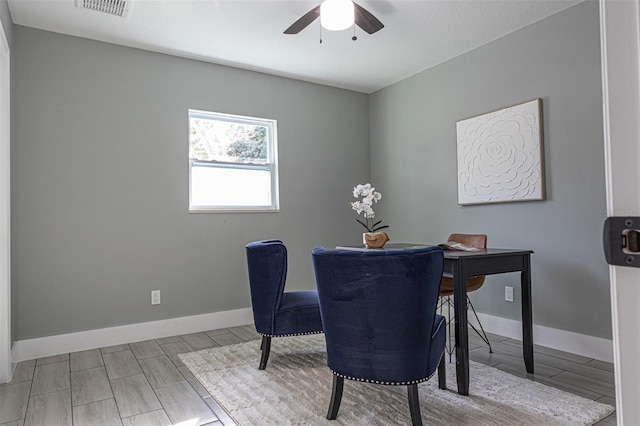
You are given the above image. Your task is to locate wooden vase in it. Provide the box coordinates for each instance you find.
[363,231,389,249]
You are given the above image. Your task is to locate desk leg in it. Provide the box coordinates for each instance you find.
[521,254,534,373]
[453,260,469,395]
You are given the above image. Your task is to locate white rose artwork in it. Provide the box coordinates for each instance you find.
[456,99,544,205]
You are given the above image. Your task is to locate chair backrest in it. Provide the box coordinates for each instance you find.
[447,233,487,288]
[311,246,444,384]
[245,240,288,335]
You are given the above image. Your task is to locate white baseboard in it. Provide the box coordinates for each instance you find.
[470,312,614,363]
[12,308,254,363]
[12,308,613,364]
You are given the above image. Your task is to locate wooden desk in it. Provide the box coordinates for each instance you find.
[443,248,534,395]
[335,243,534,396]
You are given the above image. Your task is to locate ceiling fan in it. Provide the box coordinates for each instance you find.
[284,0,384,36]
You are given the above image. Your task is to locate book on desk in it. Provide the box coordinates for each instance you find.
[437,241,481,251]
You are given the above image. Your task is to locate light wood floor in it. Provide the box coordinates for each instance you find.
[0,325,616,425]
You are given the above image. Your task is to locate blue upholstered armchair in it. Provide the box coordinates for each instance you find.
[245,240,324,369]
[311,246,447,426]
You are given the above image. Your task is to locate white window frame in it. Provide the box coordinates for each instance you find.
[188,109,279,213]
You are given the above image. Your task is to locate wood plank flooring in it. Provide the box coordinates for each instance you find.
[0,325,616,425]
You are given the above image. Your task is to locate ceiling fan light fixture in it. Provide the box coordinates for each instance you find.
[320,0,354,31]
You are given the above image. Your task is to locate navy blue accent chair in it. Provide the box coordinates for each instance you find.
[311,246,447,426]
[245,240,323,370]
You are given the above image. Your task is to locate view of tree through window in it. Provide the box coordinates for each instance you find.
[190,119,267,164]
[188,110,278,212]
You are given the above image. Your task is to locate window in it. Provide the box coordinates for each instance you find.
[189,110,279,212]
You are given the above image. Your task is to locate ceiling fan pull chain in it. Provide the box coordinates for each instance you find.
[352,25,357,41]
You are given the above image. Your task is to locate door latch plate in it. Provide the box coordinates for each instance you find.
[603,217,640,267]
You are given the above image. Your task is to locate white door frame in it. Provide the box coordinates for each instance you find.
[600,0,640,423]
[0,18,11,384]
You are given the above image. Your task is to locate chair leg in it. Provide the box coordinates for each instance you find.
[327,375,344,420]
[467,296,493,353]
[258,336,271,370]
[407,384,423,426]
[437,353,447,390]
[441,295,493,356]
[438,296,455,362]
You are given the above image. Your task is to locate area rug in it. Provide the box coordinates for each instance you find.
[179,334,614,425]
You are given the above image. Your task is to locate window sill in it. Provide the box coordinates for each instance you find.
[189,207,280,214]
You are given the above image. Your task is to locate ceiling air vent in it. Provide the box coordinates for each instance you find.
[77,0,132,18]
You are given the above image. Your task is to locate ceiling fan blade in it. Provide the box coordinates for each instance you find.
[353,2,384,34]
[284,5,321,34]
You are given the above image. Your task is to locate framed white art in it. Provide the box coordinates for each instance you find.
[456,99,545,205]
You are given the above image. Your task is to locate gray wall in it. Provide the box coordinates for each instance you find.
[12,27,370,340]
[370,1,610,339]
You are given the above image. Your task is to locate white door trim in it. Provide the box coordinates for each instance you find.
[600,0,640,423]
[0,18,11,384]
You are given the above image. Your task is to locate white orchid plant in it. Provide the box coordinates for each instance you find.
[350,183,389,233]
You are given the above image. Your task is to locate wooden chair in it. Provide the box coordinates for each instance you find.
[439,233,492,360]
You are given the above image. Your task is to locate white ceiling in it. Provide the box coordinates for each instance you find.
[7,0,583,94]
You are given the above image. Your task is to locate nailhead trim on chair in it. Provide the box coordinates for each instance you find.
[259,330,324,337]
[330,350,446,386]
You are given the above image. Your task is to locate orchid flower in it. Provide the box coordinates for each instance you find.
[350,183,389,233]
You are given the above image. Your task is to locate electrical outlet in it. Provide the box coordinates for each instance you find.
[505,286,514,302]
[151,290,161,305]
